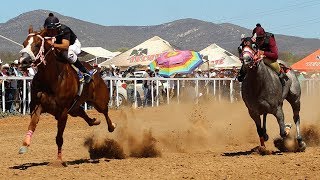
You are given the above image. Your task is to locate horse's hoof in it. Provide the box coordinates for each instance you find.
[297,141,307,152]
[108,122,116,132]
[89,118,101,126]
[19,146,28,154]
[263,133,269,142]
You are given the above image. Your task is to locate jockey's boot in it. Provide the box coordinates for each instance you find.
[237,65,246,82]
[278,72,289,86]
[73,59,92,83]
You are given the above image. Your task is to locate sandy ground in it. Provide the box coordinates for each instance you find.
[0,95,320,180]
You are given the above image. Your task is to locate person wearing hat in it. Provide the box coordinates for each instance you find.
[12,60,22,77]
[44,13,93,83]
[154,67,161,77]
[209,67,217,78]
[1,63,16,112]
[1,63,10,76]
[154,67,164,103]
[125,67,136,106]
[237,23,287,86]
[142,67,151,107]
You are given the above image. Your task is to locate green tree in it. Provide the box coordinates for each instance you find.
[0,51,19,63]
[278,51,305,66]
[114,47,129,53]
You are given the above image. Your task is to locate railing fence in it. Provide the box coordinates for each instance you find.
[0,76,318,115]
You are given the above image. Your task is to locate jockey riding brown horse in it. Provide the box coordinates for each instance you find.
[239,36,306,152]
[18,26,116,160]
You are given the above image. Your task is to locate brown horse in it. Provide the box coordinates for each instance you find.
[18,26,116,160]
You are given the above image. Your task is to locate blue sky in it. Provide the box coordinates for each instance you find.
[1,0,319,38]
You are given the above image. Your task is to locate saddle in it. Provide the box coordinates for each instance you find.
[68,65,97,112]
[279,62,291,73]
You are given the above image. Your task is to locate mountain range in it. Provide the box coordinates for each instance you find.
[0,9,319,57]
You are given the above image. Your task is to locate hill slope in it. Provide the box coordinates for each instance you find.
[0,9,319,56]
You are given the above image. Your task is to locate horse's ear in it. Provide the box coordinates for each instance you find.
[28,25,33,34]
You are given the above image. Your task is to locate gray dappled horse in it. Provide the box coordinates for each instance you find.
[239,37,306,151]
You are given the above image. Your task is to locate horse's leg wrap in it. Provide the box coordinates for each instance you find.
[293,113,306,151]
[22,130,33,146]
[21,130,33,147]
[259,137,265,147]
[26,130,33,138]
[57,149,62,160]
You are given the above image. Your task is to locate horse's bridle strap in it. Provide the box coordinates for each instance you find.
[25,33,55,66]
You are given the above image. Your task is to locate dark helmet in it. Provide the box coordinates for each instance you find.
[252,23,266,38]
[252,23,265,38]
[255,27,265,38]
[43,13,61,29]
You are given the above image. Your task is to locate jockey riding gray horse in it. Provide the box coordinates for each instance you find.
[239,37,306,151]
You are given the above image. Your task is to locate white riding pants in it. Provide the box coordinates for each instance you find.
[63,39,81,63]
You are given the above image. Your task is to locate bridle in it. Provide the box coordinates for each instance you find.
[20,33,55,67]
[239,40,262,68]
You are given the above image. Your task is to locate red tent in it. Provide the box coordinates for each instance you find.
[291,49,320,72]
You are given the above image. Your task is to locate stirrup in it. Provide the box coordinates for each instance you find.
[83,73,92,83]
[279,77,286,86]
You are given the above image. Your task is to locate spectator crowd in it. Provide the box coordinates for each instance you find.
[99,64,240,108]
[0,59,36,114]
[2,59,316,113]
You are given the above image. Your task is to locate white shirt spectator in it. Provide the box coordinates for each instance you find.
[27,67,36,76]
[209,71,217,78]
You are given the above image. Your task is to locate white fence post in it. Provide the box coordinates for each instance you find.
[28,81,31,113]
[213,80,216,96]
[230,80,234,103]
[2,81,5,112]
[177,80,180,104]
[116,82,119,108]
[23,79,26,115]
[134,79,137,108]
[109,80,113,107]
[166,80,169,105]
[151,81,154,107]
[156,80,159,107]
[196,80,199,104]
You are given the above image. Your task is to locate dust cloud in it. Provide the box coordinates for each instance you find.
[85,92,320,157]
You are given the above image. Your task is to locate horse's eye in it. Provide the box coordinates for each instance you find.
[252,44,257,50]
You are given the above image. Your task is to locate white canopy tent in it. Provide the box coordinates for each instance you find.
[99,36,175,67]
[81,47,116,59]
[199,44,241,70]
[80,47,118,65]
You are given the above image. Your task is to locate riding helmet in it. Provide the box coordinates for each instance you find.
[43,13,61,29]
[254,26,265,38]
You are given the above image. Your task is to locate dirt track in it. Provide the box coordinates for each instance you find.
[0,96,320,179]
